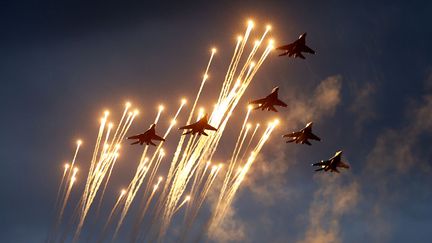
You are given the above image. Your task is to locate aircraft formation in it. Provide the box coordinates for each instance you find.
[127,32,349,174]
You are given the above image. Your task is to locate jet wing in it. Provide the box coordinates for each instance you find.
[205,124,218,131]
[152,134,165,141]
[304,140,312,146]
[127,134,142,140]
[283,132,301,138]
[338,161,350,169]
[249,98,267,105]
[179,123,196,130]
[302,45,315,54]
[313,160,329,167]
[275,99,288,107]
[309,133,321,141]
[278,51,289,57]
[276,43,294,51]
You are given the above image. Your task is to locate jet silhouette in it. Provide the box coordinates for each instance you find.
[127,124,165,146]
[276,33,315,59]
[312,151,350,173]
[179,114,217,136]
[249,87,287,112]
[283,122,321,145]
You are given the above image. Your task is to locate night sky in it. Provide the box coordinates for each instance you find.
[1,0,432,242]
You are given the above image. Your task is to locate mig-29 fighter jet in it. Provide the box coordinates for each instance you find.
[249,87,287,112]
[127,124,165,146]
[276,33,315,59]
[312,151,350,173]
[178,114,217,136]
[283,122,321,145]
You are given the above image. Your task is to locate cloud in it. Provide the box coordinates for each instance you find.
[244,144,292,206]
[297,176,360,243]
[286,75,342,127]
[207,204,247,243]
[360,78,432,241]
[365,94,432,174]
[349,82,377,134]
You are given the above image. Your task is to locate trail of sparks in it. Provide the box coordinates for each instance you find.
[54,167,78,240]
[232,123,252,166]
[184,164,221,234]
[221,21,253,101]
[95,157,117,216]
[241,123,260,161]
[146,50,217,237]
[155,105,164,124]
[54,163,70,211]
[154,22,274,241]
[173,196,191,215]
[73,104,138,242]
[49,139,82,243]
[218,108,252,209]
[130,177,163,243]
[112,102,185,238]
[217,36,241,105]
[98,189,126,243]
[164,49,215,196]
[208,120,278,235]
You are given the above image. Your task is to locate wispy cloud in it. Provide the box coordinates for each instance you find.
[297,176,360,243]
[285,75,343,127]
[360,78,432,241]
[207,205,247,243]
[349,82,377,134]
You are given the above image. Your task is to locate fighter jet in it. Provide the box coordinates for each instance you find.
[179,114,217,136]
[276,33,315,59]
[283,122,321,145]
[249,87,287,112]
[127,124,165,146]
[312,151,350,173]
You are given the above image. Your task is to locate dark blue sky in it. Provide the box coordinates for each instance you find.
[1,0,431,242]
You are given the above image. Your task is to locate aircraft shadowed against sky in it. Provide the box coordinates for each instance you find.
[283,122,321,145]
[313,150,350,173]
[179,114,218,136]
[127,124,165,146]
[249,87,288,112]
[276,33,315,59]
